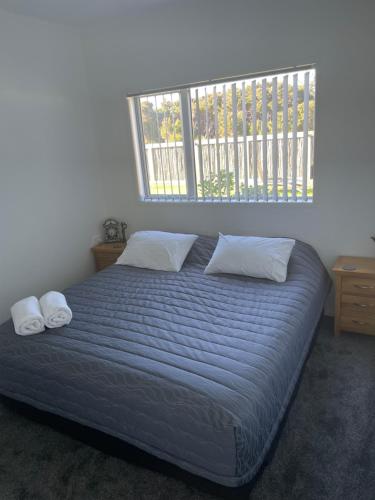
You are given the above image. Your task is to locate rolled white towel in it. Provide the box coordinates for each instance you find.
[39,291,72,329]
[11,296,45,336]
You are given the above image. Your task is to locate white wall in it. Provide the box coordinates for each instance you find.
[81,0,375,313]
[0,9,105,322]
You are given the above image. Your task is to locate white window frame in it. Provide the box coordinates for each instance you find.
[128,64,316,204]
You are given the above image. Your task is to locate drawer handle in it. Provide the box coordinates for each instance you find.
[352,319,369,326]
[353,303,374,308]
[354,284,375,289]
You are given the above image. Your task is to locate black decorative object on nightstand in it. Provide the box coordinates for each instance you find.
[103,219,127,243]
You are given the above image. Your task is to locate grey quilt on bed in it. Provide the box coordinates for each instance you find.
[0,236,330,487]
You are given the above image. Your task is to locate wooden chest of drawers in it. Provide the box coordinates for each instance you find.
[332,256,375,336]
[91,242,126,272]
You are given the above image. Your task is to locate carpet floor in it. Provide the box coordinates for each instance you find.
[0,317,374,500]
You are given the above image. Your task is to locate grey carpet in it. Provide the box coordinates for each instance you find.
[0,317,374,500]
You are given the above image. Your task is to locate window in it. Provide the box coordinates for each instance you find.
[128,65,315,203]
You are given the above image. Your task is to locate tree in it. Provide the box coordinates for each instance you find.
[141,79,315,144]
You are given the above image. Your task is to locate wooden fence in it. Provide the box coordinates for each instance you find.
[145,132,314,185]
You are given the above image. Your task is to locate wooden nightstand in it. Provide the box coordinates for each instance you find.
[332,256,375,336]
[92,242,126,271]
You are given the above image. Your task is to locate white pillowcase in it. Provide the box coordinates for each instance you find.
[116,231,198,272]
[204,234,295,282]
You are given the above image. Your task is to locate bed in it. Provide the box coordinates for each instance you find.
[0,236,330,487]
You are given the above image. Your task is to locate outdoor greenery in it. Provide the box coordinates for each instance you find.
[149,171,313,199]
[141,80,315,144]
[197,170,313,198]
[199,170,235,197]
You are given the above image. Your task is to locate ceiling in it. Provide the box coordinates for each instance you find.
[0,0,175,25]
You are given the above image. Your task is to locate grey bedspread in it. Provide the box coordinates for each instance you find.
[0,236,330,486]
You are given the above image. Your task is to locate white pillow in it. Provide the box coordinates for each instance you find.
[204,234,295,282]
[116,231,198,272]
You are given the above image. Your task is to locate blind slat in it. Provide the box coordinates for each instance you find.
[195,89,205,200]
[242,81,249,201]
[223,85,230,199]
[162,95,175,199]
[282,75,288,201]
[302,71,310,201]
[272,76,278,201]
[151,96,163,199]
[291,74,298,201]
[262,78,268,201]
[251,80,258,201]
[232,83,240,200]
[170,94,182,197]
[205,88,213,199]
[213,86,222,200]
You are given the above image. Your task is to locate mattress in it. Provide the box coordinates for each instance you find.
[0,236,330,487]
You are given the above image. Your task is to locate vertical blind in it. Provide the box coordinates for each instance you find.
[128,65,316,203]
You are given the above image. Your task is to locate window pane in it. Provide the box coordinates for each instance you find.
[139,93,187,197]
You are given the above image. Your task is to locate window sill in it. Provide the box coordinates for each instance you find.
[139,197,314,205]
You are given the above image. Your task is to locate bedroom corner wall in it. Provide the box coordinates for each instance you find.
[0,9,104,323]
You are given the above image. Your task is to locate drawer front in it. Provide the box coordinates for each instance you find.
[340,316,375,336]
[341,294,375,318]
[342,277,375,296]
